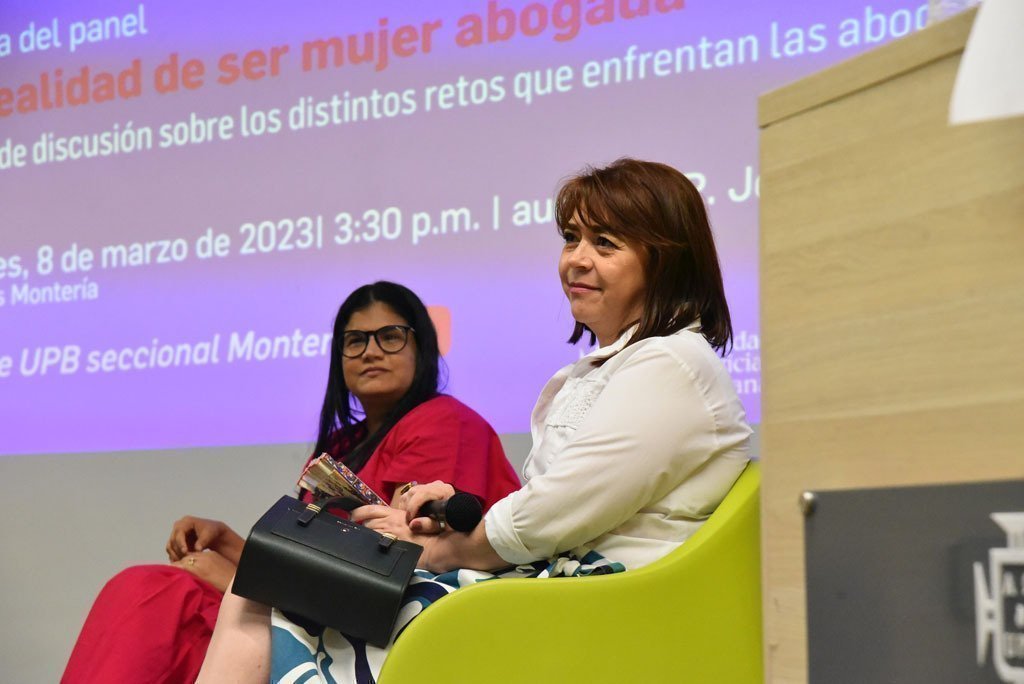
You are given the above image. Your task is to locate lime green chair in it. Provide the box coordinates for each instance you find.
[379,462,762,683]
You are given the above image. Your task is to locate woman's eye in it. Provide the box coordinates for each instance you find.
[561,231,579,244]
[595,236,617,248]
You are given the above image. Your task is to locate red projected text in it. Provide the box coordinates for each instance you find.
[0,0,688,119]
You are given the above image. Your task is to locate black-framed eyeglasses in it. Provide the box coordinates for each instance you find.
[341,325,415,358]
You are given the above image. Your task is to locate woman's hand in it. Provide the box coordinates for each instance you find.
[393,481,455,518]
[416,522,508,574]
[392,480,458,534]
[173,550,236,593]
[351,505,418,541]
[166,516,244,564]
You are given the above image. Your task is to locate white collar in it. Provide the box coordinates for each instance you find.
[583,324,638,360]
[587,318,701,360]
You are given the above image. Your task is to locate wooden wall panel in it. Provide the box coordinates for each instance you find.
[758,9,1024,682]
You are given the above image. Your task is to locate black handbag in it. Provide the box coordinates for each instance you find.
[232,495,423,648]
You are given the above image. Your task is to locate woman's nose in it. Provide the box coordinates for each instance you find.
[567,241,593,268]
[361,336,385,358]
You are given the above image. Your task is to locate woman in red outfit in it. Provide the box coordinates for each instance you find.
[62,281,521,684]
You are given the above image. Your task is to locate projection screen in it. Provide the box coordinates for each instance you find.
[0,0,931,456]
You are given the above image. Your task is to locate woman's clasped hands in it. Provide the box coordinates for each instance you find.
[165,515,245,593]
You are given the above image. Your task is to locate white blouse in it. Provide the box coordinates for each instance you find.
[484,322,751,569]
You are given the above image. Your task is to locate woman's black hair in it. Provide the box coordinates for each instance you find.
[313,281,443,472]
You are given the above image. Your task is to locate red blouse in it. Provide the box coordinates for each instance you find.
[303,394,520,510]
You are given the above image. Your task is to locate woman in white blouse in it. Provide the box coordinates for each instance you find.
[199,158,751,683]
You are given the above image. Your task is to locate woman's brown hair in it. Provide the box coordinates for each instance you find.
[555,158,733,354]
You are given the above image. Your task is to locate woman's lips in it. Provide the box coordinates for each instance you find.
[568,282,599,294]
[361,367,387,376]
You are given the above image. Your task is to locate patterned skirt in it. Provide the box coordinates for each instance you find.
[270,551,624,684]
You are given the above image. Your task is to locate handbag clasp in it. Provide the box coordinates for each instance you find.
[297,503,322,527]
[378,533,398,552]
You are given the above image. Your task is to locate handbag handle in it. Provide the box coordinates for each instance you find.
[296,496,401,552]
[297,495,364,526]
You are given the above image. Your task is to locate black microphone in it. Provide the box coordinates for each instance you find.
[417,492,483,532]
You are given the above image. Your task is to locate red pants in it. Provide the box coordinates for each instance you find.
[62,565,222,683]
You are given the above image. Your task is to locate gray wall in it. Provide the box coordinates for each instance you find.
[0,434,532,682]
